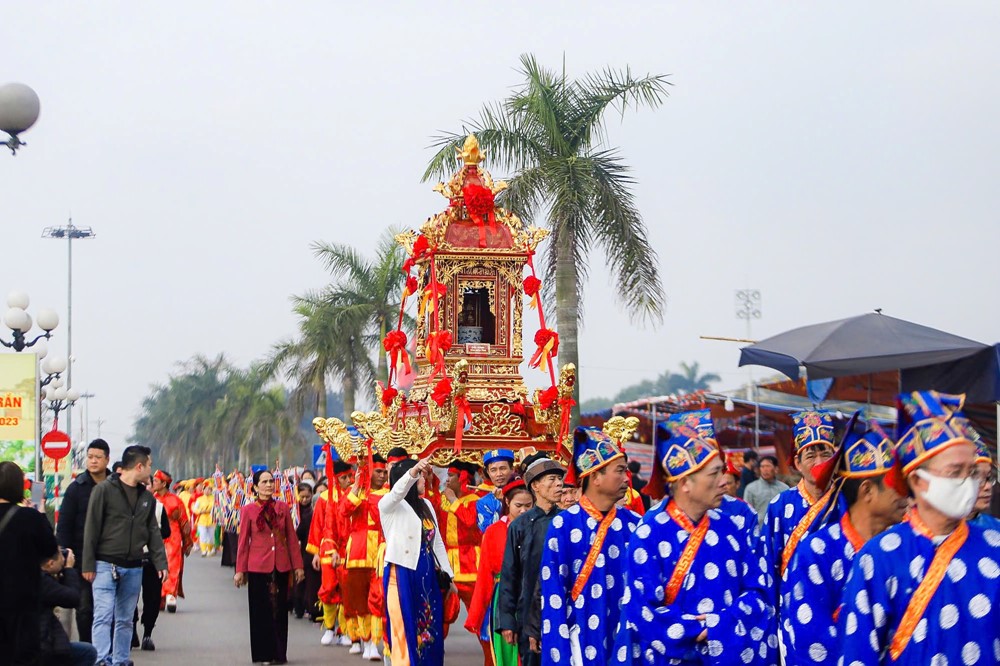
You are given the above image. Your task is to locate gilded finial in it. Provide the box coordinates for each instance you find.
[458,134,484,165]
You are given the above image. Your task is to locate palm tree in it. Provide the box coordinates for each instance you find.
[673,361,721,393]
[210,366,303,468]
[423,54,669,422]
[264,295,375,424]
[132,354,232,477]
[311,227,411,385]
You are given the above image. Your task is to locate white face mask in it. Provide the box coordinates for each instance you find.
[915,469,980,519]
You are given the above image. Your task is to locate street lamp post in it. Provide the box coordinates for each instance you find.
[42,221,96,449]
[736,289,762,448]
[2,291,61,475]
[2,291,59,351]
[0,83,40,155]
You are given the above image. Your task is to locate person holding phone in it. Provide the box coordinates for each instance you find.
[379,457,455,666]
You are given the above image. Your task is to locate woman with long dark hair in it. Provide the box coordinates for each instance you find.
[465,479,534,666]
[235,469,305,665]
[379,458,454,666]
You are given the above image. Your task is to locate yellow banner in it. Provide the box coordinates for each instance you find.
[0,353,38,472]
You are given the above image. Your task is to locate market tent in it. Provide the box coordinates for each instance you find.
[739,312,988,380]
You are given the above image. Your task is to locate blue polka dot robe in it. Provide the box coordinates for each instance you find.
[539,502,641,666]
[836,517,1000,665]
[613,501,778,665]
[783,515,862,664]
[720,495,763,542]
[763,484,844,604]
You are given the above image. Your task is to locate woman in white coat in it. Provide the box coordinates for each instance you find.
[379,457,455,666]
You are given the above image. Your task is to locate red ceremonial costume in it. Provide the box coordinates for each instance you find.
[153,472,193,600]
[340,471,388,645]
[440,488,483,616]
[465,514,508,636]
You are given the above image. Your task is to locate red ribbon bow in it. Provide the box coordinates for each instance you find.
[431,377,453,407]
[419,282,449,320]
[463,183,497,248]
[529,329,559,372]
[402,235,431,274]
[381,387,399,408]
[538,385,559,410]
[383,330,412,376]
[426,330,453,379]
[404,276,418,298]
[523,276,542,310]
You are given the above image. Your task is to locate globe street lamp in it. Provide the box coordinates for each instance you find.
[44,384,80,421]
[2,291,59,351]
[0,83,40,156]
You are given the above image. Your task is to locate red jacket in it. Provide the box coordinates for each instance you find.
[465,516,508,634]
[236,500,304,574]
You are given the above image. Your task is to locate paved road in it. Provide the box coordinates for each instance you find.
[125,552,481,666]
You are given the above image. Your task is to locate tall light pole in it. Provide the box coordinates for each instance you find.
[79,392,96,448]
[42,220,96,450]
[736,289,762,448]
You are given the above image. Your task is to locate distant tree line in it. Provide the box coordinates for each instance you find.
[579,362,721,413]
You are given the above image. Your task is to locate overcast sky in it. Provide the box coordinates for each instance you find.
[5,2,999,461]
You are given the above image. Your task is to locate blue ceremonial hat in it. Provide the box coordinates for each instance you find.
[565,427,625,486]
[250,464,268,475]
[839,421,898,479]
[975,437,993,465]
[791,410,836,454]
[644,410,721,499]
[483,449,515,466]
[898,391,980,474]
[659,410,721,482]
[813,412,908,511]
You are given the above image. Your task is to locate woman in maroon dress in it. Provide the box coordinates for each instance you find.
[234,469,305,664]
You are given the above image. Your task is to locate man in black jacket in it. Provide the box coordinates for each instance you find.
[56,438,110,643]
[82,445,166,666]
[131,497,171,651]
[496,454,564,666]
[40,547,98,665]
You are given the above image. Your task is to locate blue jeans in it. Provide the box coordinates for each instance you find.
[69,640,98,666]
[92,561,143,666]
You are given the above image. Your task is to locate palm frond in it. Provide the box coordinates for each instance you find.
[587,149,664,324]
[569,67,671,148]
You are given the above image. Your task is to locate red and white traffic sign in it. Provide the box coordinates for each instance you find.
[41,429,72,460]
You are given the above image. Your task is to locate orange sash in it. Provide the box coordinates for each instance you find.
[779,483,832,577]
[889,513,969,660]
[570,496,617,602]
[665,501,710,605]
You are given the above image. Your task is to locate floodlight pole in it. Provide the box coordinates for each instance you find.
[42,220,96,451]
[736,290,762,449]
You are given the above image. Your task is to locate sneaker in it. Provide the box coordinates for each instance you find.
[141,636,156,651]
[338,635,353,647]
[349,642,362,655]
[362,642,374,660]
[166,595,177,613]
[321,629,336,646]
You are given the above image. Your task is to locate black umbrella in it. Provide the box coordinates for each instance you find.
[739,312,988,380]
